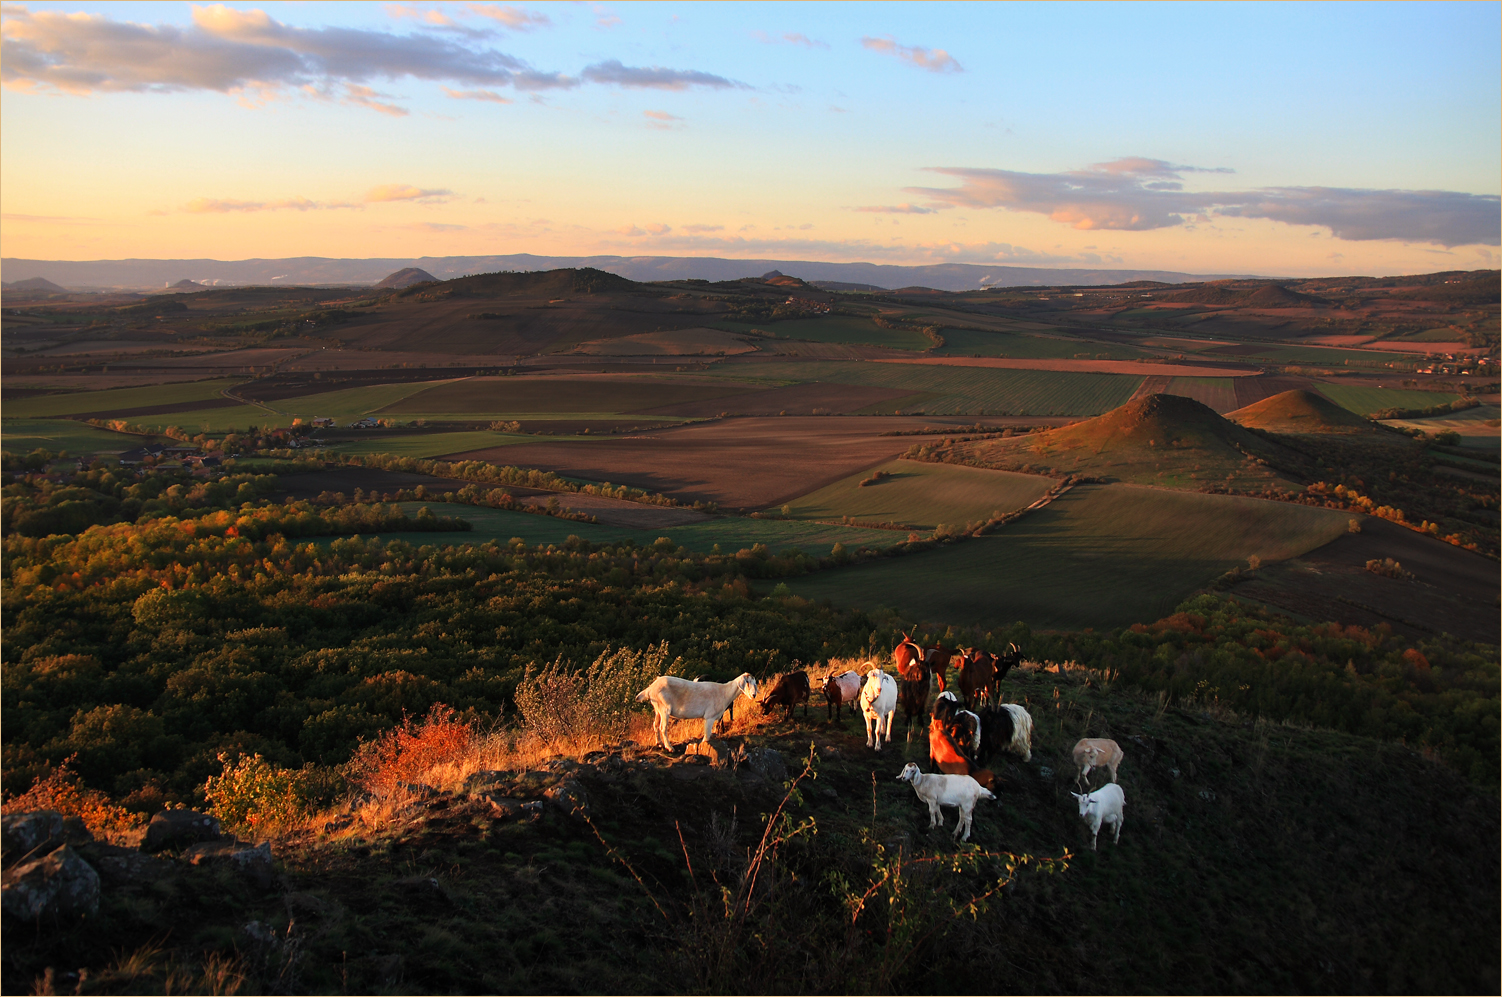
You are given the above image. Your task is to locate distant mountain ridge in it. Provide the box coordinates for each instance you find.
[0,254,1262,292]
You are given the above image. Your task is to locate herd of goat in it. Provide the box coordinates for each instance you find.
[634,633,1128,848]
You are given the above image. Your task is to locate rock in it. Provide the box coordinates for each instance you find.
[241,919,280,953]
[143,809,221,853]
[462,770,513,793]
[80,843,173,887]
[2,812,64,860]
[1,844,100,919]
[519,800,545,820]
[546,758,580,773]
[543,778,588,816]
[747,748,787,782]
[181,840,276,888]
[1,811,92,864]
[1038,765,1055,782]
[322,815,355,834]
[468,792,525,819]
[398,781,439,799]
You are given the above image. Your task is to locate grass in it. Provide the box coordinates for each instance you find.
[379,376,760,416]
[782,483,1354,630]
[0,419,144,455]
[263,381,448,420]
[778,458,1052,528]
[317,431,542,458]
[708,360,1144,416]
[1219,343,1414,366]
[2,378,245,418]
[324,503,907,554]
[936,327,1147,360]
[1317,384,1464,416]
[718,317,932,351]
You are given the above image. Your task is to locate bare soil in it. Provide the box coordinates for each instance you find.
[443,415,987,509]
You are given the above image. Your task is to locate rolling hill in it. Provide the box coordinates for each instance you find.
[1227,389,1383,434]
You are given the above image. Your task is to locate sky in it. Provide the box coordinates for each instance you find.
[1,1,1499,276]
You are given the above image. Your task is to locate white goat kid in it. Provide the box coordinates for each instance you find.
[896,763,996,842]
[860,668,898,750]
[1072,782,1125,850]
[635,673,759,751]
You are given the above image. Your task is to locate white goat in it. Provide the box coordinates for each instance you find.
[860,668,898,750]
[1000,703,1033,762]
[1072,783,1125,850]
[635,673,759,751]
[896,762,996,842]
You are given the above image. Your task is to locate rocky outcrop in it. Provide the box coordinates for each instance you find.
[1,844,100,920]
[182,840,276,888]
[143,809,221,853]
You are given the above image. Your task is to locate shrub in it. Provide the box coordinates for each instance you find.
[1365,557,1415,580]
[346,704,475,798]
[4,760,144,841]
[202,753,340,832]
[514,643,687,748]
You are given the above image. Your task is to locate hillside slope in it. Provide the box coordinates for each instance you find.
[1228,389,1385,435]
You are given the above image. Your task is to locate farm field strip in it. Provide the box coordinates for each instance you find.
[262,380,456,419]
[1316,384,1464,415]
[1163,376,1242,412]
[2,378,246,419]
[0,419,145,455]
[782,483,1355,631]
[381,502,905,553]
[935,327,1150,361]
[706,360,1145,415]
[716,317,932,351]
[378,375,767,416]
[318,431,543,458]
[780,459,1053,528]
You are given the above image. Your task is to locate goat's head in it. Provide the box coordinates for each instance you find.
[1071,792,1094,816]
[896,762,921,784]
[740,674,759,698]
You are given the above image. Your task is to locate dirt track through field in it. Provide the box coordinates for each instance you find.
[443,416,982,509]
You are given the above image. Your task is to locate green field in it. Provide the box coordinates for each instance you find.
[267,381,446,420]
[1223,343,1414,366]
[936,327,1146,361]
[782,483,1353,630]
[718,317,931,351]
[779,459,1052,528]
[0,419,144,455]
[315,430,543,458]
[1317,384,1463,416]
[710,360,1143,416]
[344,503,908,554]
[1164,376,1241,411]
[379,376,758,416]
[3,378,244,419]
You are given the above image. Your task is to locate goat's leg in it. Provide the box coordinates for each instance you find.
[927,801,941,829]
[1113,815,1122,845]
[657,706,674,751]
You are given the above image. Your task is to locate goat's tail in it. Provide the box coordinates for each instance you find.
[634,688,650,703]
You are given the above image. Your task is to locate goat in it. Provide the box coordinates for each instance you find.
[897,677,928,737]
[635,673,759,751]
[1072,738,1124,787]
[1073,783,1125,850]
[761,671,811,719]
[822,670,861,722]
[859,668,898,751]
[931,692,979,752]
[974,703,1034,763]
[922,645,956,693]
[955,648,997,708]
[994,642,1024,682]
[896,763,995,842]
[927,716,994,789]
[891,632,927,684]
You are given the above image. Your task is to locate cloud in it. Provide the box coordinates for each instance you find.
[752,30,829,49]
[183,196,353,213]
[443,85,511,103]
[364,183,453,202]
[909,158,1501,246]
[343,83,407,115]
[642,109,680,121]
[854,203,938,215]
[597,229,1092,267]
[616,222,671,236]
[402,221,468,232]
[580,60,740,90]
[466,4,551,30]
[593,5,621,29]
[2,3,727,107]
[860,35,961,73]
[681,223,723,233]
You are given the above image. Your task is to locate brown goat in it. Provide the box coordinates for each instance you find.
[956,649,997,708]
[822,670,861,721]
[762,671,811,719]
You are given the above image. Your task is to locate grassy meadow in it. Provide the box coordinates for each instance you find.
[783,483,1354,630]
[778,458,1053,527]
[0,419,147,455]
[2,378,244,419]
[718,316,933,351]
[379,375,755,417]
[320,430,543,458]
[936,327,1148,360]
[1317,383,1464,415]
